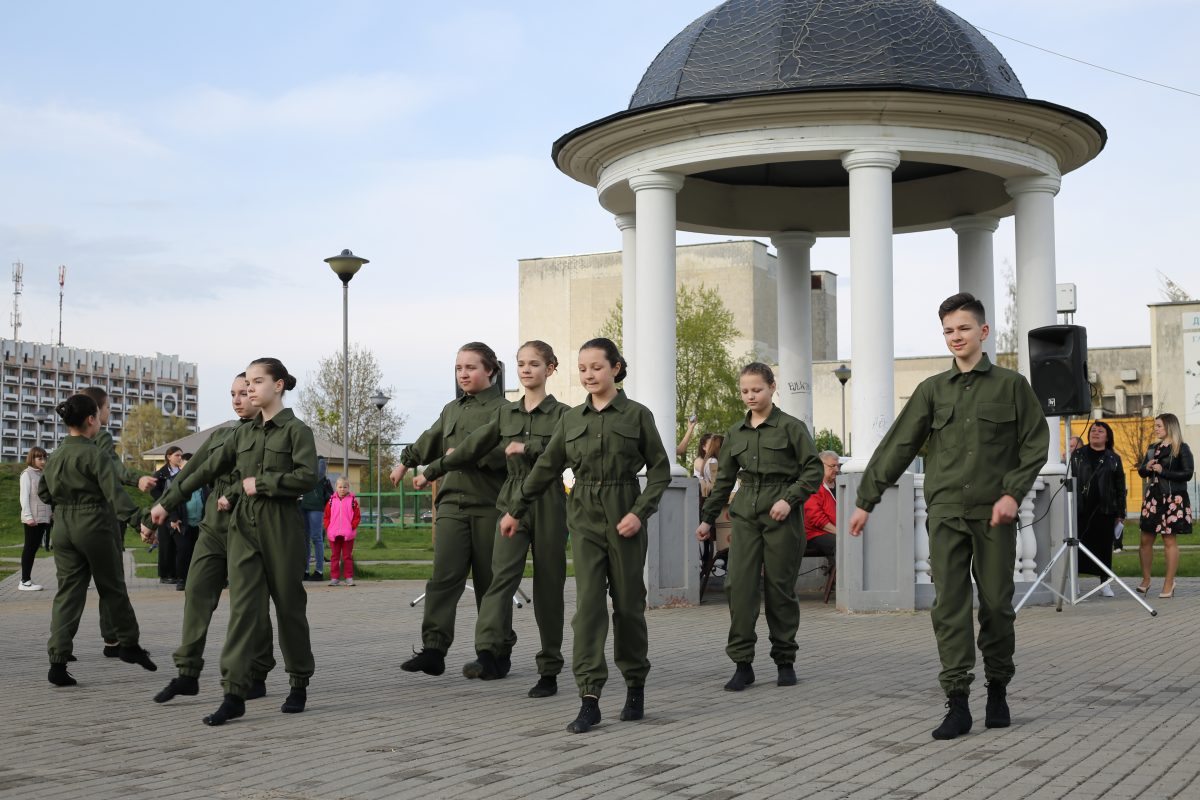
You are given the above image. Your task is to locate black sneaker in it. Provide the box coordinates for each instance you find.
[400,647,445,676]
[985,682,1010,729]
[175,582,186,592]
[619,687,644,721]
[247,679,267,700]
[932,693,973,740]
[203,694,246,726]
[566,696,601,733]
[119,645,158,672]
[48,663,77,687]
[528,675,558,698]
[281,687,306,714]
[154,676,199,703]
[777,664,798,686]
[103,643,120,658]
[724,662,755,692]
[495,654,512,678]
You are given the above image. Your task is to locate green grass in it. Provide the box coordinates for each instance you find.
[0,564,16,581]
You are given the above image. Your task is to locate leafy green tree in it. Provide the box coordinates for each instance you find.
[814,428,844,456]
[598,284,747,461]
[119,402,190,470]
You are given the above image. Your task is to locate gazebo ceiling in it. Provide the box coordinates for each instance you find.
[695,159,963,189]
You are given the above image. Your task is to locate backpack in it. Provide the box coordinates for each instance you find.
[184,488,206,527]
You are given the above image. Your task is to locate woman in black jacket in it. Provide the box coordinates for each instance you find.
[1070,421,1126,596]
[1137,413,1194,598]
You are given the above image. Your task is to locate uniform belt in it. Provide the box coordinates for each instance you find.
[736,474,793,488]
[573,480,638,487]
[55,502,108,510]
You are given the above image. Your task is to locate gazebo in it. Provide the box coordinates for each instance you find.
[551,0,1105,608]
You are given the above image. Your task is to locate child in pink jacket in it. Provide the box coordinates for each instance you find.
[324,478,361,586]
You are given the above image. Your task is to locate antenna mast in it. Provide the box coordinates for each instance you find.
[11,261,23,342]
[57,266,66,347]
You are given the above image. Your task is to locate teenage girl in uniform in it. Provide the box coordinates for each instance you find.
[500,337,671,733]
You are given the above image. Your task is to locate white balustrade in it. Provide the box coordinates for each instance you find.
[1016,478,1043,581]
[913,474,932,584]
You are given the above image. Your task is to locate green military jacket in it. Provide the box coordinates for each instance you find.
[38,435,143,532]
[510,391,671,526]
[400,383,507,511]
[700,405,823,526]
[156,408,318,514]
[422,393,570,516]
[150,421,247,528]
[856,354,1049,520]
[94,428,145,488]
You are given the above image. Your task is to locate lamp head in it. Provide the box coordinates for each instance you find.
[371,390,390,411]
[834,364,852,386]
[325,249,369,285]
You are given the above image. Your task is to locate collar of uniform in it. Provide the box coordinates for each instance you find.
[257,407,296,429]
[517,394,560,415]
[739,403,782,429]
[459,383,502,405]
[948,352,993,382]
[583,390,628,415]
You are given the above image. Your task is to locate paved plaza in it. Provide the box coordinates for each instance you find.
[2,554,1198,800]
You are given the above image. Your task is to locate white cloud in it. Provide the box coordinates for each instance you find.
[0,100,165,157]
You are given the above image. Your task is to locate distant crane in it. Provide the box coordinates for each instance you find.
[11,261,22,342]
[57,266,66,347]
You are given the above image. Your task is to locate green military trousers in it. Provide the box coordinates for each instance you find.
[928,514,1017,695]
[570,516,649,699]
[421,503,513,653]
[725,487,803,666]
[174,519,275,681]
[475,517,567,676]
[219,504,313,699]
[47,510,140,662]
[96,523,125,644]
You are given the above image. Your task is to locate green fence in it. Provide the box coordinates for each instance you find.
[355,487,434,531]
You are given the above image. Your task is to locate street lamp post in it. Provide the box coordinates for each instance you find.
[324,249,369,483]
[371,390,390,547]
[834,363,852,455]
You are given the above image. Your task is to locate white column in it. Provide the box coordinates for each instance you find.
[950,215,999,362]
[841,148,900,470]
[771,231,816,430]
[1006,174,1063,467]
[615,213,637,398]
[629,172,686,475]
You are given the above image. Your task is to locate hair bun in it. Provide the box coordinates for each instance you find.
[284,374,298,391]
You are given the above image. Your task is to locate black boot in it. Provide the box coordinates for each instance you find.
[247,679,267,700]
[103,643,120,658]
[203,694,245,726]
[154,675,199,703]
[777,664,798,687]
[119,645,158,672]
[985,682,1010,729]
[620,687,644,721]
[48,663,76,687]
[724,662,755,692]
[932,693,972,740]
[495,654,512,678]
[463,650,501,680]
[528,675,558,698]
[566,696,601,733]
[401,647,446,676]
[281,687,306,714]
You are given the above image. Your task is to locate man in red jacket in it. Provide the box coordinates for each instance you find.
[803,451,840,557]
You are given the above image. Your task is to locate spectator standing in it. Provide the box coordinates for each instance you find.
[324,477,361,586]
[1137,413,1194,598]
[1070,421,1126,597]
[18,447,51,590]
[151,447,185,584]
[300,457,333,581]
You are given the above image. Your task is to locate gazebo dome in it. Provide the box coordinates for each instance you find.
[630,0,1026,109]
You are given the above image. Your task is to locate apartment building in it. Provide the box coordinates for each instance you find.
[0,338,198,460]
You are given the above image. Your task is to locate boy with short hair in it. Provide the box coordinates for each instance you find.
[849,292,1048,740]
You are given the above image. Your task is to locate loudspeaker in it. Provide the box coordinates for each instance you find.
[1028,325,1090,416]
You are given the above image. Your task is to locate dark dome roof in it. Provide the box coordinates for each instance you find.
[630,0,1025,109]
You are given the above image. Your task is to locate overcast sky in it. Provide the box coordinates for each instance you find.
[1,0,1196,434]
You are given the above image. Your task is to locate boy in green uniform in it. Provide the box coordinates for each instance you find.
[41,394,158,686]
[849,292,1048,740]
[390,342,511,677]
[416,340,570,696]
[697,363,823,691]
[151,374,276,704]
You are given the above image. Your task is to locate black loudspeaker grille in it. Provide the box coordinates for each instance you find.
[1028,325,1091,416]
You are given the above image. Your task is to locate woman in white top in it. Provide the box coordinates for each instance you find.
[19,447,51,590]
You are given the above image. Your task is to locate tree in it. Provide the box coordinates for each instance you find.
[1159,271,1194,302]
[814,428,844,456]
[598,284,747,460]
[994,259,1018,370]
[118,402,190,470]
[296,344,408,474]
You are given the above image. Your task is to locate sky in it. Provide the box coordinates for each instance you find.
[1,0,1197,434]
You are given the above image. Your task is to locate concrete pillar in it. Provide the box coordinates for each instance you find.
[841,148,900,470]
[950,215,1000,362]
[615,213,637,397]
[772,231,816,431]
[629,172,686,474]
[1006,174,1063,466]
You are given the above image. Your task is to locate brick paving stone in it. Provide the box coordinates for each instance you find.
[2,551,1200,799]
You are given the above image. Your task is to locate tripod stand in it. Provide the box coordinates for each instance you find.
[1016,423,1156,616]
